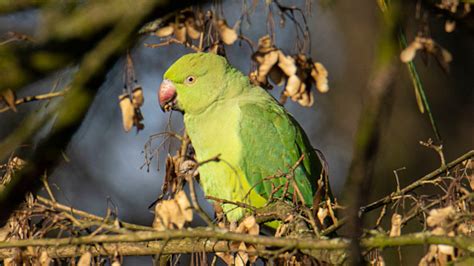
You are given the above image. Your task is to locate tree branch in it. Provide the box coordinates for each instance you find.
[360,149,474,214]
[0,230,472,261]
[0,90,67,113]
[36,196,153,232]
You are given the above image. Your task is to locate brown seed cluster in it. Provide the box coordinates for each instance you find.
[216,216,260,266]
[215,19,239,45]
[251,36,329,107]
[154,10,203,42]
[400,36,453,72]
[152,9,240,47]
[118,85,144,132]
[152,191,193,230]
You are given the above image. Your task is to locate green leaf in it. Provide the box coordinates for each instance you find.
[399,30,441,142]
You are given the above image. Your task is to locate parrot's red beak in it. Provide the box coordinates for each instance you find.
[158,79,177,112]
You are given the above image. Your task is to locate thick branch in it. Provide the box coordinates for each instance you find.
[0,230,472,260]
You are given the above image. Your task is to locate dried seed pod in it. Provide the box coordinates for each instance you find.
[312,62,329,93]
[77,251,92,266]
[400,40,422,62]
[153,192,193,230]
[257,35,274,53]
[1,89,17,112]
[235,242,249,266]
[317,207,329,225]
[440,48,453,63]
[175,191,193,222]
[257,50,279,83]
[153,201,173,230]
[427,206,455,228]
[445,20,456,32]
[132,85,144,108]
[216,19,238,45]
[277,51,297,76]
[285,75,301,97]
[298,79,308,94]
[155,23,175,37]
[39,251,51,266]
[174,23,187,42]
[185,17,201,39]
[111,259,121,266]
[291,81,305,101]
[248,70,261,86]
[389,213,402,237]
[237,216,259,235]
[118,93,134,132]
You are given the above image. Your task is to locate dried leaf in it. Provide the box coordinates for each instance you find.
[275,223,289,237]
[78,251,92,266]
[118,93,134,132]
[3,258,15,266]
[292,81,305,101]
[175,191,193,222]
[216,252,234,265]
[285,75,301,97]
[256,50,279,83]
[185,18,201,39]
[235,242,249,266]
[174,23,187,43]
[427,206,455,228]
[313,62,329,93]
[153,192,193,230]
[277,51,297,76]
[247,244,258,263]
[304,91,315,106]
[418,245,438,266]
[111,259,121,266]
[216,19,238,45]
[389,213,402,237]
[400,40,422,63]
[155,24,174,37]
[445,20,456,32]
[153,201,174,230]
[238,216,259,235]
[317,207,329,225]
[132,85,144,108]
[1,89,17,112]
[457,223,471,235]
[257,35,274,53]
[39,251,51,266]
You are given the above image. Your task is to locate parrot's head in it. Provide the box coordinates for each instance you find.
[159,52,229,114]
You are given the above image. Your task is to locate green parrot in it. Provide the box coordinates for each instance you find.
[158,52,325,224]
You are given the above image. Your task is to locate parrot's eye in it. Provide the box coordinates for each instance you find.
[184,75,196,85]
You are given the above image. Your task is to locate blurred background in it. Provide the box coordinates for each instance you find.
[0,0,472,264]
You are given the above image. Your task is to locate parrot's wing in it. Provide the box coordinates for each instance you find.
[238,99,321,206]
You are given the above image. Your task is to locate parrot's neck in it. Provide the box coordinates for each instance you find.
[216,67,252,101]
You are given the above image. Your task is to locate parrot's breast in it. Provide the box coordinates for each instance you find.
[184,101,266,221]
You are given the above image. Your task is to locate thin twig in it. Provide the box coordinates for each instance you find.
[36,196,153,231]
[0,90,68,113]
[360,150,473,214]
